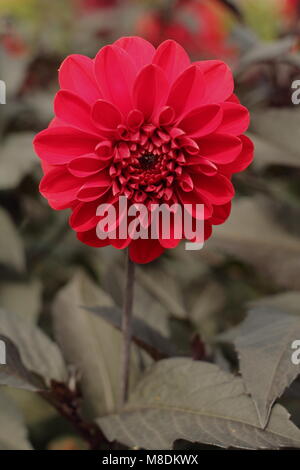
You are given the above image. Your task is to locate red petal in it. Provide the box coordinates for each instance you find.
[152,40,190,84]
[70,201,99,232]
[114,36,155,70]
[54,90,99,135]
[187,220,213,243]
[77,229,111,248]
[158,106,175,126]
[129,238,164,264]
[185,157,218,176]
[227,93,240,104]
[133,64,169,120]
[40,160,54,174]
[218,102,250,135]
[95,141,114,158]
[111,238,132,249]
[39,167,80,203]
[157,208,183,249]
[59,54,101,104]
[91,99,123,130]
[49,117,66,128]
[210,202,232,225]
[83,171,112,188]
[94,45,137,114]
[127,109,144,129]
[197,133,242,164]
[178,104,223,138]
[196,60,234,104]
[159,238,181,249]
[192,173,234,205]
[33,127,99,165]
[204,222,212,241]
[167,65,206,118]
[116,142,130,159]
[47,198,75,210]
[177,136,199,155]
[178,171,194,192]
[177,187,213,220]
[77,185,110,202]
[219,135,254,175]
[68,154,108,177]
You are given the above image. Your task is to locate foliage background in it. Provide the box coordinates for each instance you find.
[1,0,300,450]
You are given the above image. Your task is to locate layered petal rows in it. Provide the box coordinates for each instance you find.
[33,36,253,264]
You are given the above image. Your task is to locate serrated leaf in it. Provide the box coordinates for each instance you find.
[0,335,45,391]
[0,308,67,390]
[52,270,150,417]
[86,306,177,360]
[248,292,300,317]
[0,391,32,450]
[234,307,300,428]
[98,359,300,450]
[208,197,300,289]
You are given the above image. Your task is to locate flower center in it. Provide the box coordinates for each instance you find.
[139,153,158,170]
[106,120,196,203]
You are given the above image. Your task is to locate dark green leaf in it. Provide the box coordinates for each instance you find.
[234,307,300,428]
[86,306,178,360]
[98,359,300,450]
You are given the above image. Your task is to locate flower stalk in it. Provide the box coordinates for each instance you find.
[120,250,135,406]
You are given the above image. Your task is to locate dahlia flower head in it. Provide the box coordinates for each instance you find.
[33,36,253,264]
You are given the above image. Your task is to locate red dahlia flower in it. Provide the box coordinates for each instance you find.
[33,36,253,264]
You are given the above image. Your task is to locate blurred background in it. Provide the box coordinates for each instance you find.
[1,0,300,450]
